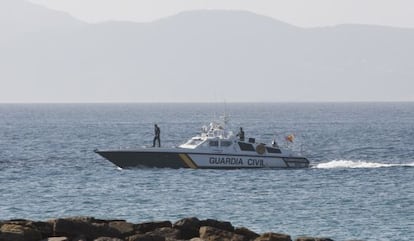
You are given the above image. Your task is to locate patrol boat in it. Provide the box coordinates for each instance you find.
[95,120,310,169]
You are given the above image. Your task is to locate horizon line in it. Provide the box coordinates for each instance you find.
[0,101,413,105]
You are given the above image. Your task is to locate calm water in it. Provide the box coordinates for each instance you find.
[0,103,413,241]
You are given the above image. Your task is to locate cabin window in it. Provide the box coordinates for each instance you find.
[220,140,232,147]
[266,147,281,153]
[209,140,219,147]
[238,142,255,151]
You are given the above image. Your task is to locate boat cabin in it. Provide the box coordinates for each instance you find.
[179,122,283,155]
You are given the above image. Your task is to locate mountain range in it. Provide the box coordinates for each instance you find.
[1,0,413,102]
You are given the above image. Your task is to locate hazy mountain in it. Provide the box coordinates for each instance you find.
[1,1,413,102]
[0,0,85,43]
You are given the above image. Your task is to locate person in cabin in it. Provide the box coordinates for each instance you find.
[153,124,161,147]
[236,127,245,141]
[272,139,279,148]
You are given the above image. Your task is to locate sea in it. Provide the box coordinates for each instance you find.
[0,103,413,241]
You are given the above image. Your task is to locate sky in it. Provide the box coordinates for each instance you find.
[29,0,414,28]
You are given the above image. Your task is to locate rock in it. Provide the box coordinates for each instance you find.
[295,238,316,241]
[295,238,334,241]
[52,217,121,239]
[94,237,124,241]
[128,233,166,241]
[0,223,42,241]
[52,218,87,236]
[173,217,200,239]
[1,219,52,239]
[72,235,87,241]
[4,219,31,224]
[109,221,135,237]
[57,216,96,223]
[235,227,260,240]
[0,217,352,241]
[30,221,53,238]
[189,238,204,241]
[134,221,172,234]
[41,237,69,241]
[199,226,245,241]
[146,227,181,240]
[200,219,234,232]
[254,232,292,241]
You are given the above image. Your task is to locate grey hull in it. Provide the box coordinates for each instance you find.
[95,150,310,169]
[95,150,187,169]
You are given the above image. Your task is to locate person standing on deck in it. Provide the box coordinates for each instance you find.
[153,124,161,147]
[237,127,245,141]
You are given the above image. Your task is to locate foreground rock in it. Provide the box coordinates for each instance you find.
[0,217,343,241]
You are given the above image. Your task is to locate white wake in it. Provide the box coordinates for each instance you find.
[313,160,414,169]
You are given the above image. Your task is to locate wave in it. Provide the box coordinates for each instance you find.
[313,160,414,169]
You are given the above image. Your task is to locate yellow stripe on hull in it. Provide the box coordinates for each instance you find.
[179,153,198,169]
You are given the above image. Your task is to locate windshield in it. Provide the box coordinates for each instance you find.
[185,138,204,146]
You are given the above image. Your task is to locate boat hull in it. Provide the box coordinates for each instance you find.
[95,149,310,169]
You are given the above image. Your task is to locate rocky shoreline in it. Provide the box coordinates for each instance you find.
[0,216,357,241]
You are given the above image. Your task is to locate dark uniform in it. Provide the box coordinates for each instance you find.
[237,127,245,141]
[153,124,161,147]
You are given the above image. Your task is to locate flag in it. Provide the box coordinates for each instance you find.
[285,134,294,143]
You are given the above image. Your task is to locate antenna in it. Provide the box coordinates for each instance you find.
[213,91,218,122]
[223,101,228,126]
